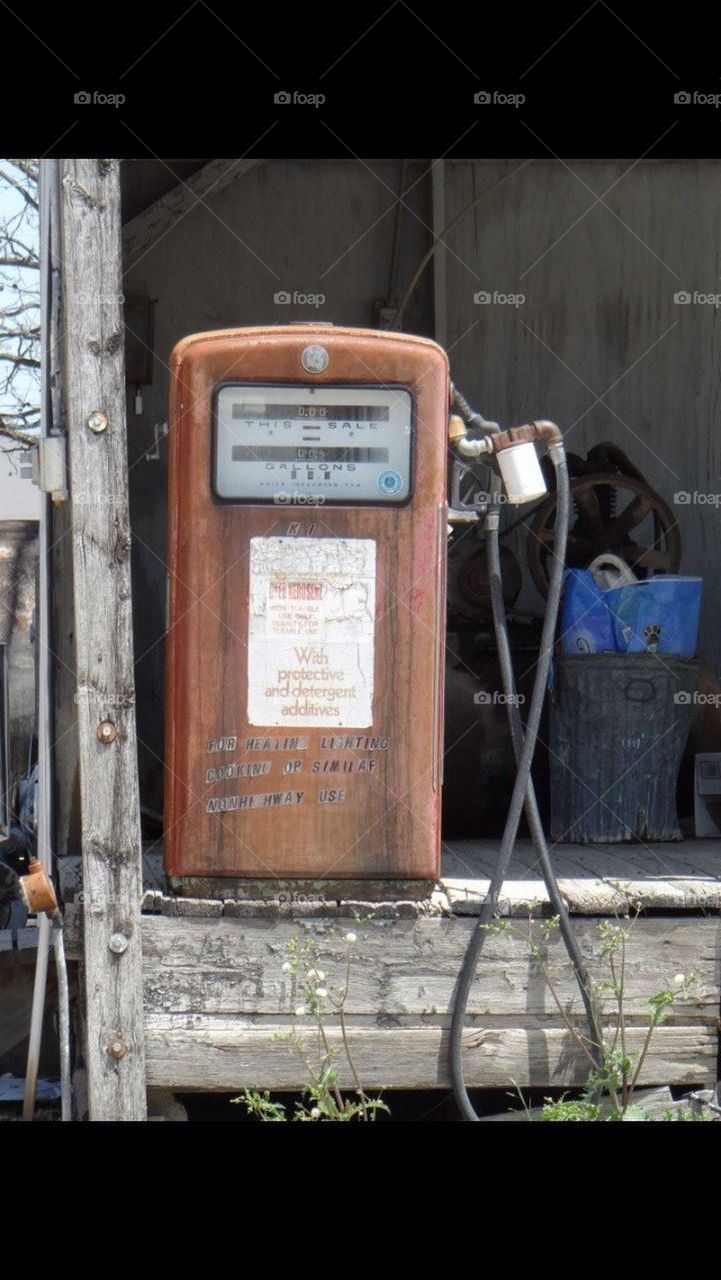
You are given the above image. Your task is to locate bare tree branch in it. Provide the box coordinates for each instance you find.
[0,353,40,368]
[0,167,39,211]
[0,157,40,432]
[0,255,36,268]
[0,413,36,446]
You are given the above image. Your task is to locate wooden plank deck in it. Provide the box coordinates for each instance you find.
[441,838,721,915]
[63,838,721,1093]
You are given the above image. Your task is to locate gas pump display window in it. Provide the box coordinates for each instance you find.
[214,384,413,504]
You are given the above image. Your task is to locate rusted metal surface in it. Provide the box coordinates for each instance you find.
[18,859,58,915]
[449,539,522,623]
[488,419,563,452]
[96,720,117,744]
[165,325,449,881]
[527,452,682,597]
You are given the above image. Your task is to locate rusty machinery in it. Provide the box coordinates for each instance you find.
[528,442,681,598]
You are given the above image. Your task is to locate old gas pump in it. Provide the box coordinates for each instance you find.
[163,321,602,1121]
[164,324,448,881]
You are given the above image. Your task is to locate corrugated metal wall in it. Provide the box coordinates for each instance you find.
[123,158,721,810]
[442,161,721,627]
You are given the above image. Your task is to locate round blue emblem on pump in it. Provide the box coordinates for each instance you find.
[378,469,403,496]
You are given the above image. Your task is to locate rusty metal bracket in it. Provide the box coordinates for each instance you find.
[18,858,58,915]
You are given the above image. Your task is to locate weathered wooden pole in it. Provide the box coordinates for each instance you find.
[58,158,146,1120]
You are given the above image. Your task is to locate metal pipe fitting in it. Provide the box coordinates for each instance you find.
[455,434,493,459]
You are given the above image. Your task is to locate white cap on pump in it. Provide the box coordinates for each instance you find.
[496,441,547,505]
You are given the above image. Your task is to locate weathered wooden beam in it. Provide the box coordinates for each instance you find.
[145,1020,717,1091]
[138,913,720,1020]
[136,912,718,1089]
[63,893,719,1091]
[59,158,146,1121]
[122,158,260,268]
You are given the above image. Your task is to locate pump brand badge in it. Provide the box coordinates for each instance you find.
[247,536,376,728]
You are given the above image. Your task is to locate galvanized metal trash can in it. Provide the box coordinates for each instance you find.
[549,653,699,842]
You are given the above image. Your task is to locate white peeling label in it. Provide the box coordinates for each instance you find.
[248,536,376,727]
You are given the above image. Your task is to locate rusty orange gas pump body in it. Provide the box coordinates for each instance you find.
[164,325,448,880]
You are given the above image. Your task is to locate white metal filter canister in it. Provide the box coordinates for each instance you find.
[496,441,547,504]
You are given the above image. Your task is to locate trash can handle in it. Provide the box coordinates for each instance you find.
[624,678,656,703]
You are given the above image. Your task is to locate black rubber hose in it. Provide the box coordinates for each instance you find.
[484,470,604,1071]
[451,383,499,435]
[450,382,476,424]
[449,445,599,1119]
